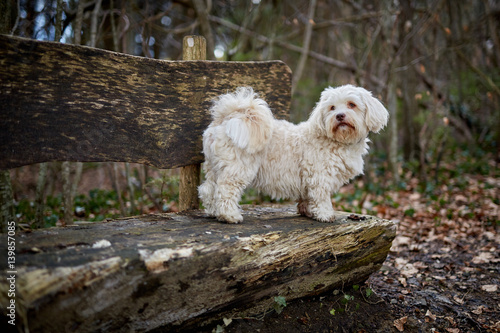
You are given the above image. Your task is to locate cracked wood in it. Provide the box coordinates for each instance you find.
[0,35,291,170]
[0,206,396,332]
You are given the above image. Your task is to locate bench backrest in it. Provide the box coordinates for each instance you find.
[0,34,291,170]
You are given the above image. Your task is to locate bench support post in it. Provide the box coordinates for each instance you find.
[179,36,205,211]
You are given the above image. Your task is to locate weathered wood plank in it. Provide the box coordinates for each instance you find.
[0,35,291,170]
[0,206,395,332]
[178,35,206,211]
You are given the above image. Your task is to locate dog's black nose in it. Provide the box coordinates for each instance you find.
[336,113,345,121]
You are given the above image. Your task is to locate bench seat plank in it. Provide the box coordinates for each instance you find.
[0,206,395,332]
[0,35,291,170]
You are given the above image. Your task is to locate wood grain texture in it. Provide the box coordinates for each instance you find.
[0,35,291,170]
[179,35,205,211]
[0,206,395,332]
[179,163,201,210]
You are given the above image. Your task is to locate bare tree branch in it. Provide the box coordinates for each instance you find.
[74,0,84,45]
[209,15,385,88]
[193,0,215,60]
[90,0,102,48]
[455,47,500,97]
[153,20,199,36]
[110,0,119,51]
[10,0,20,35]
[292,0,316,93]
[432,15,500,98]
[314,10,399,29]
[55,0,63,41]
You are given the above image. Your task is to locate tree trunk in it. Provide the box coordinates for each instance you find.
[387,80,400,184]
[54,0,63,41]
[125,162,136,214]
[0,170,15,233]
[34,163,48,229]
[62,161,74,226]
[399,0,418,162]
[0,0,17,233]
[0,0,16,35]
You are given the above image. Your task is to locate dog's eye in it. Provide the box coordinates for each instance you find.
[330,105,335,111]
[348,102,356,108]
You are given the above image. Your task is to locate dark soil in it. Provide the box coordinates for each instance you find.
[199,174,500,333]
[208,237,499,333]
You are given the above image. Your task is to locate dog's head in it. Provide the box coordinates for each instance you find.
[309,84,389,144]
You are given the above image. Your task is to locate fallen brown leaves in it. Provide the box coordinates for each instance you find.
[394,316,408,331]
[353,170,499,332]
[226,163,498,333]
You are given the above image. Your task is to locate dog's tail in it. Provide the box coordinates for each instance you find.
[210,87,274,153]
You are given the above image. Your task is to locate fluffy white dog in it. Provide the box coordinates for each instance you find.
[199,85,388,223]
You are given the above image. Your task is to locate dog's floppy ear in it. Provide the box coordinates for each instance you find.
[362,90,389,133]
[308,87,335,134]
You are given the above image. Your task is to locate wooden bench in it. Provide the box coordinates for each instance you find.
[0,34,396,332]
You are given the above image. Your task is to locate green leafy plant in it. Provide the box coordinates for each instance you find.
[273,296,287,314]
[212,325,224,333]
[404,208,416,217]
[330,285,373,316]
[342,294,355,304]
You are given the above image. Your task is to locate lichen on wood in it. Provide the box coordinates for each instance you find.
[0,205,395,332]
[0,35,291,170]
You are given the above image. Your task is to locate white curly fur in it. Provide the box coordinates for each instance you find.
[199,85,389,223]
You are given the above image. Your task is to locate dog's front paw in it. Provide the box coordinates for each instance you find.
[314,212,337,223]
[217,212,243,224]
[215,200,244,223]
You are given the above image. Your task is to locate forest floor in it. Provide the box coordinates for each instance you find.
[214,171,500,333]
[10,159,500,332]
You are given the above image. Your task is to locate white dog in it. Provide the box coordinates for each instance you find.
[199,85,388,223]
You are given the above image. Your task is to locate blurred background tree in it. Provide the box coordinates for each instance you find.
[3,0,499,226]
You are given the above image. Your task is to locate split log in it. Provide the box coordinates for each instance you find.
[0,35,291,170]
[0,205,395,332]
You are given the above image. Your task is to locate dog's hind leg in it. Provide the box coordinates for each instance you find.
[297,198,313,217]
[214,183,244,223]
[199,176,217,217]
[213,164,257,223]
